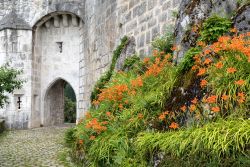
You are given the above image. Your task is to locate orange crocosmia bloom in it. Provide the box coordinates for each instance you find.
[191,97,198,104]
[144,57,150,64]
[235,79,245,86]
[237,92,246,103]
[138,113,144,119]
[159,113,166,121]
[191,65,199,71]
[218,36,231,43]
[215,61,223,69]
[180,105,187,112]
[200,79,208,88]
[118,104,124,109]
[169,122,179,129]
[160,51,165,55]
[222,94,229,101]
[171,45,177,51]
[92,100,100,106]
[227,67,237,74]
[211,106,220,113]
[153,50,158,56]
[85,112,92,119]
[197,41,206,47]
[89,136,96,140]
[189,104,196,112]
[204,49,211,55]
[79,139,84,144]
[106,112,111,117]
[197,68,206,76]
[204,58,212,65]
[230,27,237,33]
[206,95,217,103]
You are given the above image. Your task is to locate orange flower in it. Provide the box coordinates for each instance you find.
[204,58,212,65]
[191,97,198,104]
[118,104,124,109]
[92,100,100,106]
[171,45,177,51]
[211,106,220,113]
[191,65,199,71]
[138,113,144,119]
[235,79,245,86]
[180,105,187,112]
[169,122,179,129]
[79,139,84,144]
[189,104,196,112]
[204,49,211,55]
[237,92,246,103]
[230,27,237,33]
[159,113,165,121]
[227,67,237,74]
[221,94,229,101]
[85,112,92,119]
[106,112,111,117]
[197,41,206,47]
[159,111,169,120]
[89,136,96,140]
[144,57,150,64]
[215,61,223,69]
[197,68,206,76]
[206,95,217,103]
[200,79,208,88]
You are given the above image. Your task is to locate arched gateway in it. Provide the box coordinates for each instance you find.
[31,12,83,127]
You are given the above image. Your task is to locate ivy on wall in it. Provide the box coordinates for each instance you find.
[90,36,129,102]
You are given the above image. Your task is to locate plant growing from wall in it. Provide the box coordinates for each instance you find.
[200,15,232,44]
[151,26,174,53]
[90,36,129,102]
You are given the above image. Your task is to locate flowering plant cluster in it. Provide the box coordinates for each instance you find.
[67,16,250,166]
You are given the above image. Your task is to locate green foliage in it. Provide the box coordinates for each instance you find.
[177,47,201,73]
[122,55,140,71]
[0,119,5,134]
[64,84,76,123]
[65,128,77,147]
[64,97,76,123]
[136,119,250,166]
[90,36,129,102]
[200,15,232,44]
[66,15,250,167]
[65,84,76,101]
[0,65,23,107]
[151,26,174,53]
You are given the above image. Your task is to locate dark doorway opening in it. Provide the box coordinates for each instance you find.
[64,83,76,123]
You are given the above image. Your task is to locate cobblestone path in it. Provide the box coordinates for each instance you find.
[0,126,74,167]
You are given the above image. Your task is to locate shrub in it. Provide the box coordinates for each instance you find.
[151,26,174,53]
[0,65,23,107]
[136,119,250,166]
[200,15,232,44]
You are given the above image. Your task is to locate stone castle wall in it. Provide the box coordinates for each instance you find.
[0,0,181,128]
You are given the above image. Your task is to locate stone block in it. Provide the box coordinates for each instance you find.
[133,2,147,17]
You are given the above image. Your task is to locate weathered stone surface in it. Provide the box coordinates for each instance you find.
[173,0,238,62]
[234,5,250,33]
[115,37,136,70]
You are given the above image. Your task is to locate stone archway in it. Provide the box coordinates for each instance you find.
[44,79,76,126]
[31,12,84,128]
